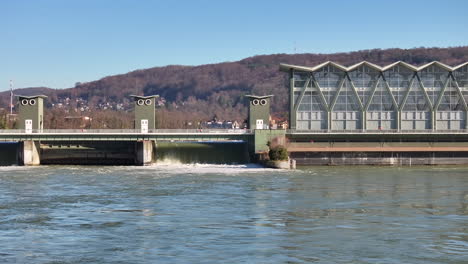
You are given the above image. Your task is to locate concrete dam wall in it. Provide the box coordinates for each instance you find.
[1,141,251,166]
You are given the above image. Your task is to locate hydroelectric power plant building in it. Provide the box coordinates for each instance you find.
[278,61,468,165]
[280,61,468,131]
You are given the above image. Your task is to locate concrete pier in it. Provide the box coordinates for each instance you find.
[19,140,41,166]
[135,140,155,165]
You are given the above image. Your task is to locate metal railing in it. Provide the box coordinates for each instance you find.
[287,129,468,134]
[1,128,467,135]
[0,129,253,134]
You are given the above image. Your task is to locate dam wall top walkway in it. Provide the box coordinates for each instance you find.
[0,129,254,142]
[1,128,468,143]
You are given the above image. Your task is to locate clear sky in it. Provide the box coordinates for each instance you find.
[1,0,467,90]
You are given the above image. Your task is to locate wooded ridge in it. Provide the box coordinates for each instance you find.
[1,46,467,129]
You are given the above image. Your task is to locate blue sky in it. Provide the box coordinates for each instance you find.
[1,0,467,90]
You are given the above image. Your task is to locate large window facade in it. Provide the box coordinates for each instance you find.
[284,61,468,131]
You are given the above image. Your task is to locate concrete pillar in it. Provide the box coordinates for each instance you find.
[290,159,296,169]
[466,111,468,130]
[289,71,296,130]
[135,140,154,165]
[362,111,367,131]
[397,110,401,132]
[20,140,40,166]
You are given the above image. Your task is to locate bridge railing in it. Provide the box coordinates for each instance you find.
[0,129,253,134]
[287,129,468,134]
[2,128,468,134]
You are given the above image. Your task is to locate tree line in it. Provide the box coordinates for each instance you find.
[1,46,468,129]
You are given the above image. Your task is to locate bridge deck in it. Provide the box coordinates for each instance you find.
[1,129,468,142]
[0,129,253,142]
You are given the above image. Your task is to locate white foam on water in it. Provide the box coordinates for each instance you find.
[0,165,34,171]
[154,157,185,166]
[137,162,283,176]
[0,162,285,178]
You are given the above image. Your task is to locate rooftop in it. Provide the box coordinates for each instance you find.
[279,61,468,73]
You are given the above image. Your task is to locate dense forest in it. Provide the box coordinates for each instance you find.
[1,46,468,128]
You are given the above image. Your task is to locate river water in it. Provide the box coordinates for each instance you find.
[0,164,467,263]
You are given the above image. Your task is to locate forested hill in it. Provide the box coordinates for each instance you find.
[2,46,468,126]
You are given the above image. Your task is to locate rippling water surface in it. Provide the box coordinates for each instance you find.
[0,165,467,263]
